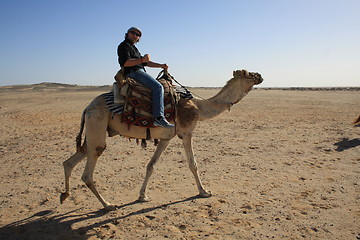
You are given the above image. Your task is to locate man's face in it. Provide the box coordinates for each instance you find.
[127,30,141,44]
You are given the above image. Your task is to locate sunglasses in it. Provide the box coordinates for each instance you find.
[129,31,141,37]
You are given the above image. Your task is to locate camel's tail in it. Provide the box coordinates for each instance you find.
[76,109,86,153]
[353,115,360,125]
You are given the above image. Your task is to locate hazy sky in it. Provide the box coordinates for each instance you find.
[1,0,359,87]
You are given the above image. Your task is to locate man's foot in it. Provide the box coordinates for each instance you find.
[154,117,175,128]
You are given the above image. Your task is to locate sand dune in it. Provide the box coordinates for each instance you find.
[0,85,359,239]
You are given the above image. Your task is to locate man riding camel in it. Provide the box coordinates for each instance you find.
[117,27,175,128]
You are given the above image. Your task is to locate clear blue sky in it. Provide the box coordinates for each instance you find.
[1,0,359,87]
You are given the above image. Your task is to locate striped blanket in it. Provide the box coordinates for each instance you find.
[101,85,176,128]
[102,73,192,128]
[101,92,124,114]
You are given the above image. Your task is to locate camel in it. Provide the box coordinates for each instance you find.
[60,69,263,210]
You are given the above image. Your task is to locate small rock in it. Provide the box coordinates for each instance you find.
[145,215,155,220]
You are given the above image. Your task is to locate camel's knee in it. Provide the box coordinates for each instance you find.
[189,160,198,173]
[146,161,155,173]
[63,152,85,173]
[146,157,160,171]
[96,145,106,156]
[81,173,94,188]
[63,158,76,171]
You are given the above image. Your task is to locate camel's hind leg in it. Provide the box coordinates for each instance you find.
[81,144,115,209]
[182,133,212,198]
[60,150,86,203]
[81,112,116,210]
[138,139,171,202]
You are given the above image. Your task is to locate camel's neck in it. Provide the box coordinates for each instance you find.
[192,79,249,121]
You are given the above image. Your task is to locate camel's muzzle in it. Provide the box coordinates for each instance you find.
[254,73,263,85]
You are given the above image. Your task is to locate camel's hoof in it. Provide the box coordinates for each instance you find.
[138,195,151,202]
[104,204,117,211]
[60,192,69,204]
[198,190,212,198]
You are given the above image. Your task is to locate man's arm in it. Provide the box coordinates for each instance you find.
[143,54,168,70]
[146,61,168,70]
[126,54,168,70]
[124,54,168,70]
[124,58,143,67]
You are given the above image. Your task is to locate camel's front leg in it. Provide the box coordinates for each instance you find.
[138,139,170,202]
[182,134,212,198]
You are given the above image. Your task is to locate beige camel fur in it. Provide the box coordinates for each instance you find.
[60,69,263,210]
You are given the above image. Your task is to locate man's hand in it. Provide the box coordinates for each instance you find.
[145,58,168,70]
[162,64,168,71]
[142,54,150,63]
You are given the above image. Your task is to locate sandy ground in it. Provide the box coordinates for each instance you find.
[0,85,359,240]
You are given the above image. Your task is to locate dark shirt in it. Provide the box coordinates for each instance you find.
[117,38,146,75]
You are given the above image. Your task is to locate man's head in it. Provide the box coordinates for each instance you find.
[125,27,142,44]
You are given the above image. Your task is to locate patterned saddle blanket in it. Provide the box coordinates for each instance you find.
[103,71,178,128]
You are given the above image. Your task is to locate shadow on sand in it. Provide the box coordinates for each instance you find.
[0,196,201,239]
[334,138,360,152]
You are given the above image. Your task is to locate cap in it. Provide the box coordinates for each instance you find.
[127,27,142,37]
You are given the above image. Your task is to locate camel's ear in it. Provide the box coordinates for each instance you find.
[233,69,250,78]
[233,70,242,77]
[242,69,250,77]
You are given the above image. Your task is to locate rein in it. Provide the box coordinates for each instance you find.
[157,70,203,98]
[156,70,243,108]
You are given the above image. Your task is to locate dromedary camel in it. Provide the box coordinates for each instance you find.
[60,69,263,210]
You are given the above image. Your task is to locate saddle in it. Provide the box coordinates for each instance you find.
[113,70,178,128]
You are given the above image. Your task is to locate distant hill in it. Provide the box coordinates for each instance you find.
[0,82,112,92]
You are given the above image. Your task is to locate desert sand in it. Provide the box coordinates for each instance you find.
[0,84,359,239]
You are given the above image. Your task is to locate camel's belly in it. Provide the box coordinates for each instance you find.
[108,114,176,140]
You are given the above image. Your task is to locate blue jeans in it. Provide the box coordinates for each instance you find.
[126,69,164,118]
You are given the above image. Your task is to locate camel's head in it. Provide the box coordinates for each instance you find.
[232,69,263,94]
[233,69,263,85]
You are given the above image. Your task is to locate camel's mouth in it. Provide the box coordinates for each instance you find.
[254,73,264,85]
[252,72,263,85]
